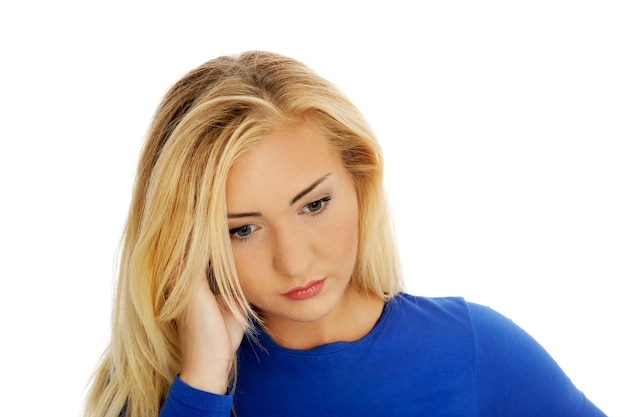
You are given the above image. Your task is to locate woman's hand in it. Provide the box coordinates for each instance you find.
[178,274,246,394]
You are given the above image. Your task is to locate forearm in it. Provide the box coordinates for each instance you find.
[159,376,233,417]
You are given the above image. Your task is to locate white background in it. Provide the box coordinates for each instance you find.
[1,1,623,416]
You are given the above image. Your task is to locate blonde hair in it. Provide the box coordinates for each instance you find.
[84,51,402,417]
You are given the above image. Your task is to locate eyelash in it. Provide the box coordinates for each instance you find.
[228,196,332,242]
[301,196,332,215]
[229,224,257,241]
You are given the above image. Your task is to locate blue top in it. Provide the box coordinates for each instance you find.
[160,294,605,416]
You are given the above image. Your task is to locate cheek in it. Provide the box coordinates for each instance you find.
[321,201,359,268]
[230,244,265,300]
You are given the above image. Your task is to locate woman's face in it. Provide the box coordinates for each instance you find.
[226,120,360,327]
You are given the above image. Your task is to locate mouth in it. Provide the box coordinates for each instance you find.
[282,279,326,301]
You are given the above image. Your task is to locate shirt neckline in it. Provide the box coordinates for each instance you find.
[253,294,398,356]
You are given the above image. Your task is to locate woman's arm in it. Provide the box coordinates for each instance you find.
[469,303,606,417]
[159,376,234,417]
[159,274,245,417]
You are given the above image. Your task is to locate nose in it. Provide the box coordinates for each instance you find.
[271,223,313,279]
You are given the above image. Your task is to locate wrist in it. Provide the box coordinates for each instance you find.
[179,369,230,395]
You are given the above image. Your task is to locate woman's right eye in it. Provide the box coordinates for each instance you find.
[229,224,257,240]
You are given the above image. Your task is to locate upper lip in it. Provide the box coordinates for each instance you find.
[283,278,325,295]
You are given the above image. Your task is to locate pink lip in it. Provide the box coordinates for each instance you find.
[282,279,326,301]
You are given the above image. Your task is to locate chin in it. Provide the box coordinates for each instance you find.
[257,294,339,324]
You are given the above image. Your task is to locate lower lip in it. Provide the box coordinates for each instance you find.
[283,279,326,301]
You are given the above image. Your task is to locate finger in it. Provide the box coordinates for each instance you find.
[216,296,247,346]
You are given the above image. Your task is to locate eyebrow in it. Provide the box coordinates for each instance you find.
[226,173,332,219]
[227,211,262,219]
[289,173,331,206]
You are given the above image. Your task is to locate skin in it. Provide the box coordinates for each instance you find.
[179,119,383,394]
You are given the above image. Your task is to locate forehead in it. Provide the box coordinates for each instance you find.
[226,121,344,205]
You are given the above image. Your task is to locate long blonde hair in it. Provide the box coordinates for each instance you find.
[84,51,402,417]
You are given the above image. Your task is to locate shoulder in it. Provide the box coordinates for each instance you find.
[389,294,559,384]
[392,294,555,366]
[390,292,469,314]
[387,293,474,329]
[390,293,525,338]
[383,293,477,347]
[395,294,605,415]
[457,300,605,416]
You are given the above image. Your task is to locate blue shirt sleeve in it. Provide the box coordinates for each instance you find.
[468,303,606,416]
[159,375,233,417]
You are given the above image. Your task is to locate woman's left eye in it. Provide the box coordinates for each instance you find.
[302,197,331,214]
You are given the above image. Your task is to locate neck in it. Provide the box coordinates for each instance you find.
[261,286,385,350]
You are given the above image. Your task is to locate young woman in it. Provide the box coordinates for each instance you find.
[84,51,605,417]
